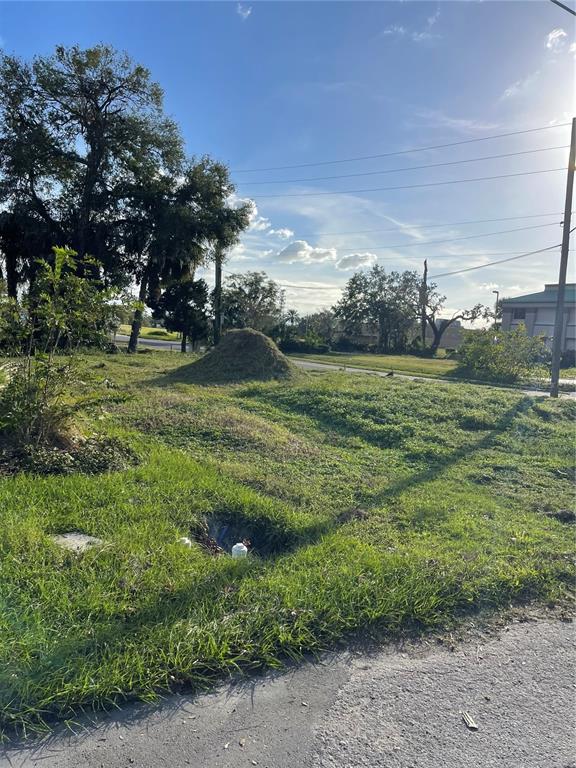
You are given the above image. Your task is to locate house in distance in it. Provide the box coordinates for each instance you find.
[500,283,576,354]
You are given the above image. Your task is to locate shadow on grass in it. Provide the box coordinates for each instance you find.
[367,395,534,506]
[243,387,534,509]
[0,389,538,738]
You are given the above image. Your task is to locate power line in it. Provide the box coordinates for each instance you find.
[225,244,561,289]
[288,211,567,238]
[278,281,344,291]
[232,122,571,173]
[251,167,566,199]
[549,0,576,17]
[334,222,560,253]
[429,244,561,279]
[237,146,569,186]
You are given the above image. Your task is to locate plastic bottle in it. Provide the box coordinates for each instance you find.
[231,542,248,559]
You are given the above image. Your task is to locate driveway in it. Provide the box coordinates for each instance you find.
[2,619,574,768]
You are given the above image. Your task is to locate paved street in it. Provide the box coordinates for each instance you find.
[2,619,574,768]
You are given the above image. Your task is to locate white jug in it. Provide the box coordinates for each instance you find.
[231,542,248,559]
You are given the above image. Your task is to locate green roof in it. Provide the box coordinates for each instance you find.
[501,284,576,305]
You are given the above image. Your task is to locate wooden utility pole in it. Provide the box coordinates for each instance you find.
[213,248,223,345]
[420,259,428,351]
[550,117,575,398]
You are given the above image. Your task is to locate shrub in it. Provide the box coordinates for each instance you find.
[0,296,28,355]
[0,247,117,355]
[0,247,118,453]
[335,336,367,352]
[0,356,74,447]
[279,337,330,354]
[457,325,548,383]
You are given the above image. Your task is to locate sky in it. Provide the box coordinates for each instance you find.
[0,0,575,317]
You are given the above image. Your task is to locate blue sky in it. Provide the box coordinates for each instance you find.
[0,1,574,316]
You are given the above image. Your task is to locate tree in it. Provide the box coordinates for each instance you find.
[419,274,488,354]
[152,278,210,353]
[125,159,251,352]
[334,266,420,353]
[285,309,300,327]
[221,271,284,333]
[0,45,252,352]
[458,325,548,382]
[0,44,183,292]
[299,310,337,345]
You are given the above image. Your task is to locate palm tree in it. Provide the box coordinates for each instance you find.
[285,309,300,326]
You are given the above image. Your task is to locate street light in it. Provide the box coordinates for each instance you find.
[492,290,500,329]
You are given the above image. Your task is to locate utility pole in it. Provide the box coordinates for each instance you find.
[213,248,223,345]
[492,289,500,329]
[420,259,428,351]
[550,117,575,398]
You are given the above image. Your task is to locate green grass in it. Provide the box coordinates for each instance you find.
[0,351,574,736]
[117,324,180,341]
[292,351,576,383]
[289,351,459,377]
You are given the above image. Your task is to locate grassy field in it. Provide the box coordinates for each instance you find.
[117,324,180,341]
[0,351,574,736]
[289,351,459,377]
[290,351,576,381]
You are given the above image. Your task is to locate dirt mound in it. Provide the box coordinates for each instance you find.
[180,328,299,384]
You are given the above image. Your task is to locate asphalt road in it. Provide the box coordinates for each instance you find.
[2,619,574,768]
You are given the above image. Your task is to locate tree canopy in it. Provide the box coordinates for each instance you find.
[334,266,421,353]
[221,271,285,333]
[0,44,251,351]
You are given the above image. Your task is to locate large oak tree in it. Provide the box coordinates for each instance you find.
[0,44,251,350]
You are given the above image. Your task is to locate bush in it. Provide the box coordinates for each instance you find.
[334,336,367,353]
[0,357,74,447]
[457,325,548,383]
[561,349,575,368]
[279,337,330,354]
[0,296,28,355]
[0,247,117,355]
[0,247,118,453]
[1,436,139,476]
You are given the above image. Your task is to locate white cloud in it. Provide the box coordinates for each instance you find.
[427,8,440,27]
[382,9,440,43]
[250,216,271,232]
[499,71,540,101]
[268,227,294,240]
[227,243,248,262]
[546,28,567,51]
[382,24,436,43]
[276,239,337,265]
[570,42,576,57]
[414,109,498,134]
[229,196,270,232]
[336,252,377,271]
[381,214,428,242]
[236,3,252,21]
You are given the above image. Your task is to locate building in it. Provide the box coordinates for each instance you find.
[500,283,576,352]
